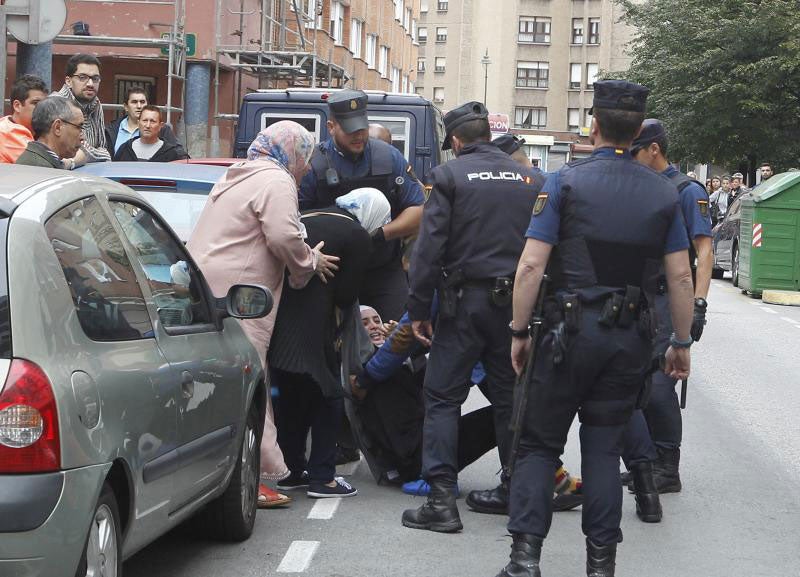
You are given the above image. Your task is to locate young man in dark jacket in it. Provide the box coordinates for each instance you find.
[105,87,182,156]
[113,105,188,162]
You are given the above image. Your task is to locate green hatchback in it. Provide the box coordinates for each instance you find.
[0,166,272,577]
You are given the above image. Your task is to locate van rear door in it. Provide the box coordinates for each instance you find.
[235,105,327,156]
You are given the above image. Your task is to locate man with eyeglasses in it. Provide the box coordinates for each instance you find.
[16,96,85,169]
[53,53,111,163]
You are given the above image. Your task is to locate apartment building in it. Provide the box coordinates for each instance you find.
[416,0,636,170]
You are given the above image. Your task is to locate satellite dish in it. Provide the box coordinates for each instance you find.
[6,0,67,44]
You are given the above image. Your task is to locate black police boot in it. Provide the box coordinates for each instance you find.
[652,447,682,493]
[586,538,616,577]
[630,462,662,523]
[401,479,462,533]
[467,474,509,515]
[495,533,543,577]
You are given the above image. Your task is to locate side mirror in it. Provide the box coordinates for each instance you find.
[217,284,273,320]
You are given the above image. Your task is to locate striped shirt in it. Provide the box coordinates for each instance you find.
[54,85,111,162]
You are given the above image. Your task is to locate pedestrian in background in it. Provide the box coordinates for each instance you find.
[0,75,48,163]
[113,105,189,162]
[15,96,84,169]
[54,54,111,163]
[187,121,340,504]
[759,162,774,182]
[105,86,183,156]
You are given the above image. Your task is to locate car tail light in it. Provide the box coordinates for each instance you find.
[0,359,60,473]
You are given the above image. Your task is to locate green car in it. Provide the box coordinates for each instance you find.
[0,165,272,577]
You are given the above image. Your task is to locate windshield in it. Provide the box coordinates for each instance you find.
[131,190,208,242]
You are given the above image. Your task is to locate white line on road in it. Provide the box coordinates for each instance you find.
[277,541,320,573]
[758,307,777,314]
[780,316,799,324]
[307,497,341,520]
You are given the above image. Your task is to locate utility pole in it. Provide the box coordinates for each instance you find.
[480,48,491,108]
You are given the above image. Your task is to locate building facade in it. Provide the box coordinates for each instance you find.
[4,0,420,157]
[415,0,636,170]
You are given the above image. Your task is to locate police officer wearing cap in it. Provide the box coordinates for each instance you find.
[493,81,694,577]
[401,101,545,533]
[621,119,713,518]
[299,90,425,322]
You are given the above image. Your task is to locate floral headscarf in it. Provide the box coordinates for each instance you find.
[247,121,316,183]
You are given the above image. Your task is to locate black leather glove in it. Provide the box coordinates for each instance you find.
[691,298,707,342]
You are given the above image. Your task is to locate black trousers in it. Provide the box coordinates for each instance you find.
[421,287,516,482]
[272,368,343,485]
[508,310,649,546]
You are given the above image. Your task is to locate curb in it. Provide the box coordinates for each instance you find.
[762,290,800,306]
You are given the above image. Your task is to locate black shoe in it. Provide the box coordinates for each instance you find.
[495,533,542,577]
[620,470,631,486]
[586,538,616,577]
[402,480,462,533]
[630,462,662,523]
[652,447,681,493]
[335,446,361,465]
[276,471,310,491]
[552,489,583,512]
[307,477,357,498]
[467,478,509,515]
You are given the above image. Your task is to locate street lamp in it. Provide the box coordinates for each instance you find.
[480,48,491,107]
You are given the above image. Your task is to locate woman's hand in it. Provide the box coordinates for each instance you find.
[313,241,340,283]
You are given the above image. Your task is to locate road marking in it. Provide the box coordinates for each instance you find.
[277,541,320,573]
[307,497,341,520]
[780,316,799,325]
[758,307,777,314]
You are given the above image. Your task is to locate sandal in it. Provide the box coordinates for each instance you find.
[258,483,292,508]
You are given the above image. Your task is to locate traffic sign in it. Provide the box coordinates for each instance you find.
[6,0,66,44]
[161,32,196,57]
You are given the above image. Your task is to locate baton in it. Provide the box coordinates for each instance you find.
[679,378,688,409]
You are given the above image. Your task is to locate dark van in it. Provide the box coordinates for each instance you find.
[234,88,452,183]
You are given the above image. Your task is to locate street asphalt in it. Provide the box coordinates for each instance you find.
[124,277,800,577]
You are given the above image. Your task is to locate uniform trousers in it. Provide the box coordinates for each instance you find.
[508,310,649,546]
[623,291,681,466]
[273,368,343,485]
[421,286,516,482]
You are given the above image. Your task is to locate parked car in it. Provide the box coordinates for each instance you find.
[0,165,272,577]
[712,194,747,285]
[77,162,228,242]
[234,88,452,182]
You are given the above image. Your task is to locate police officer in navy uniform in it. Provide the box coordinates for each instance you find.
[621,119,713,521]
[494,81,694,577]
[401,101,545,533]
[299,90,425,322]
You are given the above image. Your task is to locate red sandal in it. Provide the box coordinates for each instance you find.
[258,483,292,508]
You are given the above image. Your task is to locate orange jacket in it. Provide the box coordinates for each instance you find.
[0,116,34,163]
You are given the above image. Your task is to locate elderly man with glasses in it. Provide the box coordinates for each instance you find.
[53,53,111,163]
[15,96,85,169]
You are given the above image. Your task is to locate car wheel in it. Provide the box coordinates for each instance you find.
[200,404,261,542]
[732,244,740,287]
[712,268,724,280]
[75,483,122,577]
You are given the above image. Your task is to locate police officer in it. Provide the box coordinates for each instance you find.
[621,119,713,519]
[299,90,425,322]
[400,101,545,533]
[494,81,694,577]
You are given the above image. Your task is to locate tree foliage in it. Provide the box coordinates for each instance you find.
[616,0,800,172]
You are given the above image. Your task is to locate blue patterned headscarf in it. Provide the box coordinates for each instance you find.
[247,120,315,182]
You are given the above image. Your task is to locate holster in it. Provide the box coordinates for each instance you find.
[438,269,465,320]
[490,276,514,308]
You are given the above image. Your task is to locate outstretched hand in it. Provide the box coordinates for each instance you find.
[313,241,340,283]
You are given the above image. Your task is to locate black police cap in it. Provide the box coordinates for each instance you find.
[328,89,369,134]
[442,101,488,150]
[589,80,649,114]
[631,118,667,153]
[493,134,526,156]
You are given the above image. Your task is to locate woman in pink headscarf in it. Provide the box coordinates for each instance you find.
[188,121,339,507]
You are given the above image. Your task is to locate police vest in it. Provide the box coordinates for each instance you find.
[666,171,707,271]
[548,157,679,301]
[310,138,401,268]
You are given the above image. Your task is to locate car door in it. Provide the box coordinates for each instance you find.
[718,199,742,268]
[43,197,179,549]
[107,199,245,509]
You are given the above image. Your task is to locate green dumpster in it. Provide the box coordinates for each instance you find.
[738,172,800,295]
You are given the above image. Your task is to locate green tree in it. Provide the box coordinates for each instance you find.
[617,0,800,174]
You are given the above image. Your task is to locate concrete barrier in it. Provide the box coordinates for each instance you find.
[762,290,800,306]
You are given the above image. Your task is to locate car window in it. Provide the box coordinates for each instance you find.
[0,217,10,357]
[368,115,411,159]
[45,198,153,341]
[110,201,212,330]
